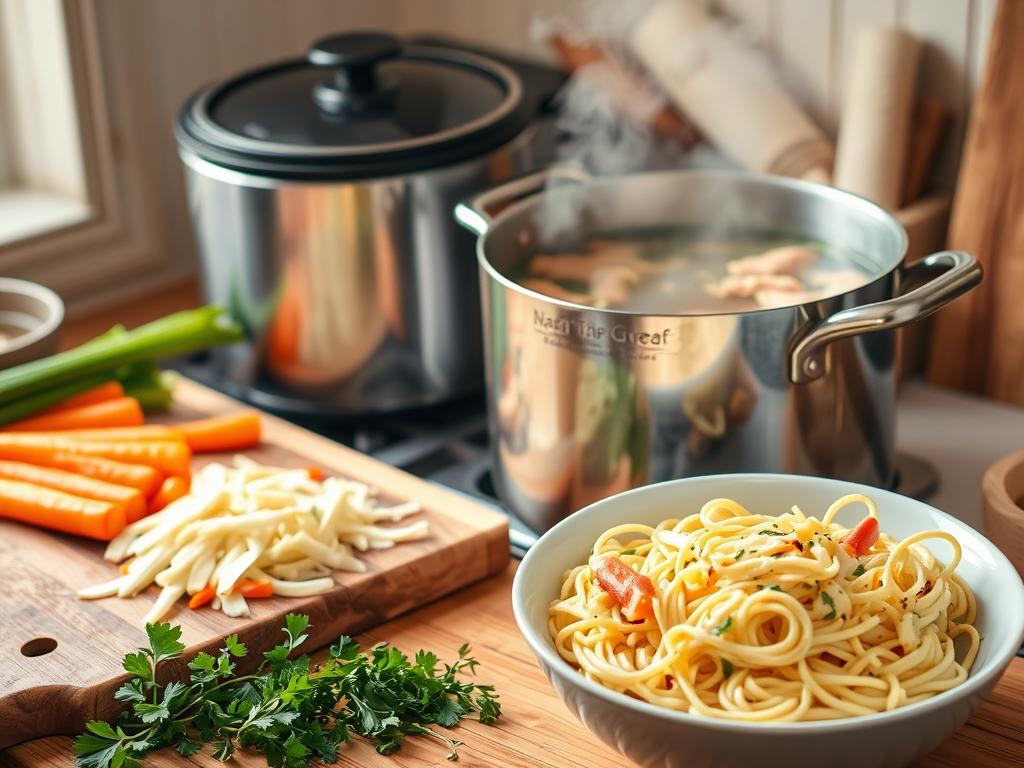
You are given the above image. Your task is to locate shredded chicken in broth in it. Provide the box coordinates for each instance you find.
[516,232,873,313]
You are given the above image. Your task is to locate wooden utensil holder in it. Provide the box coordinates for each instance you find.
[983,449,1024,578]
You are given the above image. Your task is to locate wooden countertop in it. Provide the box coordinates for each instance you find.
[4,283,1023,766]
[4,565,1024,768]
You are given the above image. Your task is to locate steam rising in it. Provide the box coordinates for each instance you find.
[530,0,782,246]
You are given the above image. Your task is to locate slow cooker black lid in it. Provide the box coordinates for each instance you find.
[175,32,529,180]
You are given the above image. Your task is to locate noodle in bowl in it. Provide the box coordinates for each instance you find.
[512,475,1024,768]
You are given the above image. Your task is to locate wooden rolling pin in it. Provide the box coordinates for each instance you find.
[834,26,921,211]
[928,0,1024,402]
[629,0,833,182]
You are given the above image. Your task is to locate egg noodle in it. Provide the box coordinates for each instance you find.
[549,494,980,722]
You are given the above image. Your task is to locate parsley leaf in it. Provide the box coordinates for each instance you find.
[761,529,787,536]
[621,548,636,556]
[145,622,185,664]
[122,651,150,680]
[223,634,247,658]
[735,549,745,559]
[852,563,867,577]
[821,591,837,620]
[74,614,500,768]
[722,659,733,678]
[712,616,733,636]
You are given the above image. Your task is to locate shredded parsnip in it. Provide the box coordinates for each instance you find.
[80,456,426,623]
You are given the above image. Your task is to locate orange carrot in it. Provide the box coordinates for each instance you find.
[44,382,124,413]
[234,578,273,599]
[0,447,163,497]
[150,475,189,512]
[2,397,144,432]
[306,466,325,482]
[22,425,184,442]
[175,411,262,453]
[593,555,656,622]
[0,477,126,540]
[843,517,880,557]
[0,435,190,476]
[188,584,216,609]
[0,459,145,523]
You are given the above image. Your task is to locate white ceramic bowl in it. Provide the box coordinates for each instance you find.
[512,474,1024,768]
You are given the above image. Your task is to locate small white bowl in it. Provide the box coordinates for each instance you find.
[512,474,1024,768]
[0,278,63,369]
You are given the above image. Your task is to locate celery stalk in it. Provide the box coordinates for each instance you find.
[0,374,113,425]
[120,363,178,411]
[0,306,242,406]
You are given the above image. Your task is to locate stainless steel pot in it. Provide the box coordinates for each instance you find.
[456,170,982,532]
[176,33,535,414]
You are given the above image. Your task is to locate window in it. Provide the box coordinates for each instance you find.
[0,0,185,314]
[0,0,91,245]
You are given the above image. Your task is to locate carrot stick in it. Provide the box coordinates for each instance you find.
[306,466,325,482]
[0,435,190,476]
[0,459,145,523]
[150,475,189,513]
[0,478,126,541]
[22,413,261,451]
[234,578,273,599]
[593,555,656,622]
[188,584,216,609]
[0,447,163,497]
[175,411,262,453]
[1,397,144,432]
[22,425,185,442]
[44,382,124,413]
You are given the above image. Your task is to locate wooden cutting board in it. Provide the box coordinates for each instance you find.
[0,379,509,749]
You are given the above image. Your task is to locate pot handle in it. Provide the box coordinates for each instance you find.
[454,166,591,236]
[789,250,982,384]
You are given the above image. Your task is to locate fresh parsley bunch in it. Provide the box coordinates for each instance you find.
[73,614,500,767]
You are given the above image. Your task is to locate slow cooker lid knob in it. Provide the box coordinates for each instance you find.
[308,32,400,113]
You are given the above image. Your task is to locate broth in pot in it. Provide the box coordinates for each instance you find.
[513,228,875,314]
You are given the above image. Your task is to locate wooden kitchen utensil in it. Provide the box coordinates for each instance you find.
[983,449,1024,579]
[629,0,833,182]
[834,26,921,211]
[901,97,950,207]
[928,0,1024,403]
[0,379,509,749]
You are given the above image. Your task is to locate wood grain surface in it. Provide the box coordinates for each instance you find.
[2,565,1022,768]
[927,0,1024,403]
[0,379,509,749]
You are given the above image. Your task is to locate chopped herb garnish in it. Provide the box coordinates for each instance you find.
[73,614,500,767]
[621,548,636,556]
[722,659,734,678]
[735,549,745,559]
[762,584,782,591]
[852,564,866,577]
[713,617,733,636]
[821,591,837,620]
[761,530,787,536]
[807,540,817,549]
